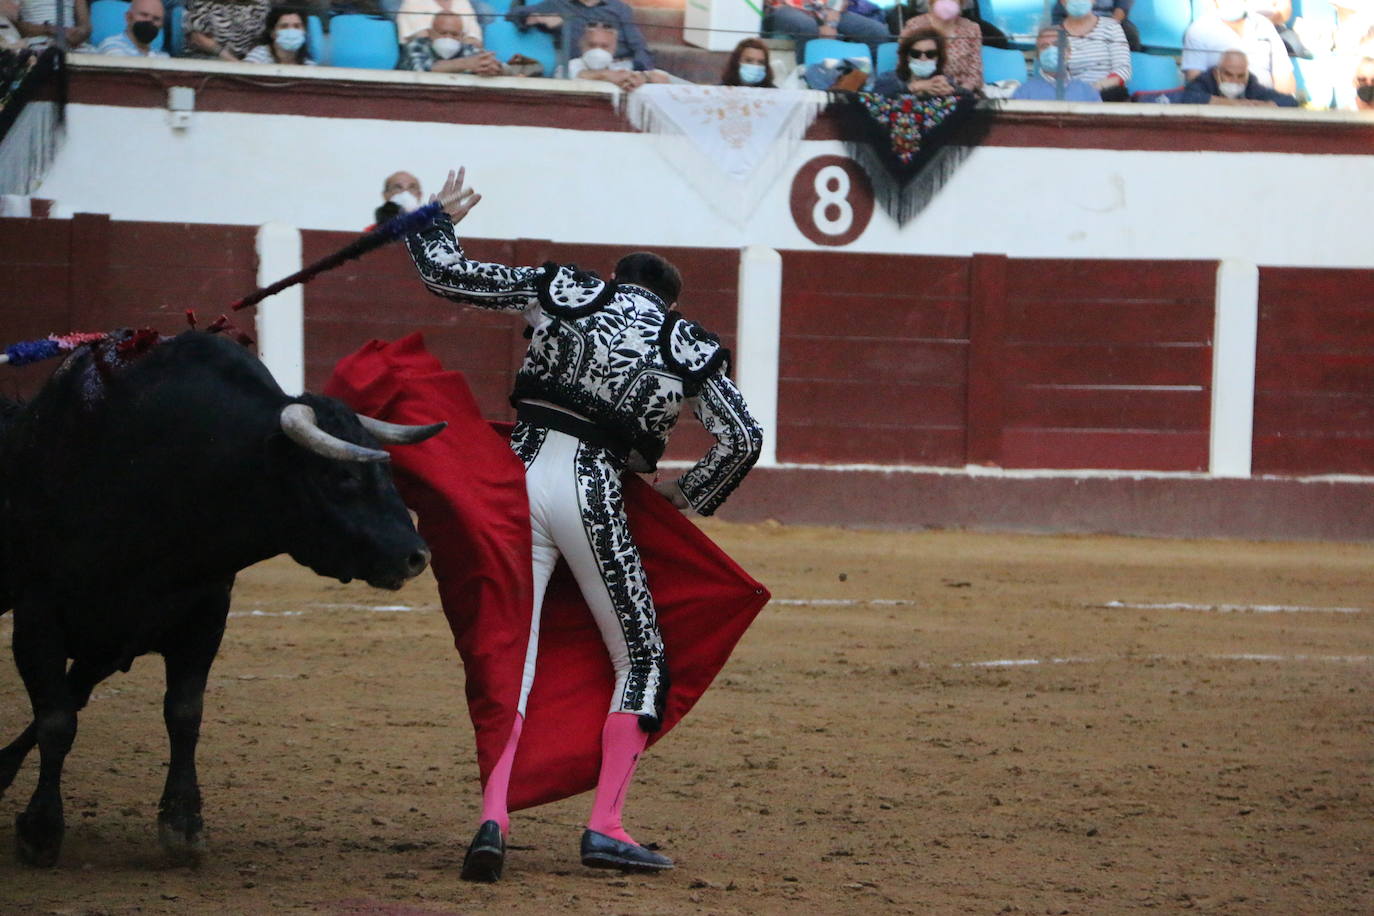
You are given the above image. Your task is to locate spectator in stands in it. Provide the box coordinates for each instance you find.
[1182,0,1295,95]
[761,0,890,65]
[16,0,90,47]
[720,36,777,87]
[1013,25,1100,101]
[508,0,654,73]
[367,170,421,229]
[872,28,963,96]
[1050,0,1139,52]
[1181,47,1298,104]
[1354,55,1374,109]
[395,0,481,44]
[565,18,667,86]
[899,0,982,93]
[887,0,1008,49]
[1252,0,1311,58]
[1057,0,1131,101]
[399,9,505,73]
[185,0,272,60]
[244,6,316,63]
[98,0,169,56]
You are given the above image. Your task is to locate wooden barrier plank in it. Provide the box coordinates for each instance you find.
[1002,343,1211,386]
[778,378,965,427]
[782,292,969,339]
[781,338,967,384]
[965,253,1006,466]
[781,250,969,298]
[1256,353,1374,394]
[1253,435,1374,476]
[1006,259,1217,301]
[1002,386,1210,431]
[1253,391,1374,435]
[1006,299,1212,344]
[1000,428,1209,471]
[777,423,965,466]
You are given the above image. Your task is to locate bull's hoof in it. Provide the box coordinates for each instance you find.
[15,811,62,867]
[158,817,206,865]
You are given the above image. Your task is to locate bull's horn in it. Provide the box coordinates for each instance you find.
[355,414,447,445]
[280,403,390,463]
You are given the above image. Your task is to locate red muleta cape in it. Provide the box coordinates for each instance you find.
[325,333,770,811]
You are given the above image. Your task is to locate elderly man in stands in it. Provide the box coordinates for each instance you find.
[1183,0,1295,95]
[1182,47,1298,105]
[15,0,90,47]
[399,9,503,74]
[395,0,482,44]
[1013,25,1100,101]
[508,0,654,73]
[1355,56,1374,109]
[564,18,666,87]
[98,0,168,56]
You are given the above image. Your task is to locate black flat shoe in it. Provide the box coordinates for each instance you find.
[580,829,674,872]
[460,819,505,882]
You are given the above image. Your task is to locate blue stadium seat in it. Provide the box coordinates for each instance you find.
[1134,0,1193,52]
[90,0,128,46]
[981,45,1028,84]
[167,4,182,55]
[482,0,514,13]
[307,15,328,65]
[978,0,1042,41]
[1127,51,1183,92]
[874,40,898,75]
[802,38,873,68]
[330,14,398,69]
[482,19,556,77]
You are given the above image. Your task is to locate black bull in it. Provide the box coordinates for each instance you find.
[0,331,444,866]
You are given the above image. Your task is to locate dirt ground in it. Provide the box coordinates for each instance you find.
[1,521,1371,915]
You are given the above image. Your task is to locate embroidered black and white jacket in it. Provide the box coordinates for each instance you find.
[407,214,762,516]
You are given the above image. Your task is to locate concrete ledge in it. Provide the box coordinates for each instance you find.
[712,466,1374,542]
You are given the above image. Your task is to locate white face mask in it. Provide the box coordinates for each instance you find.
[1218,80,1246,98]
[910,58,937,78]
[581,47,614,71]
[431,36,463,60]
[388,190,420,212]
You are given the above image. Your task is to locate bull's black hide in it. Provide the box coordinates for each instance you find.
[0,331,442,867]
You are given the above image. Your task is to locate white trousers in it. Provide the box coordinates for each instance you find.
[511,423,668,726]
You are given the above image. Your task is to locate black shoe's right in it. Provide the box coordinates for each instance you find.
[460,819,505,882]
[580,829,674,872]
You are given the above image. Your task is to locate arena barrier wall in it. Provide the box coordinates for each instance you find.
[4,214,1374,539]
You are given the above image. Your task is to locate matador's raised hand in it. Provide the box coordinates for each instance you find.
[432,167,482,223]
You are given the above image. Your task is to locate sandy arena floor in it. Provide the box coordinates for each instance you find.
[1,521,1371,915]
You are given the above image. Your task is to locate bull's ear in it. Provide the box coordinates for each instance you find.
[355,415,447,445]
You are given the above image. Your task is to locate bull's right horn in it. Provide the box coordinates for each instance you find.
[355,414,447,445]
[280,404,390,463]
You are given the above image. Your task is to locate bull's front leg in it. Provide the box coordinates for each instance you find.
[155,589,228,862]
[10,602,76,867]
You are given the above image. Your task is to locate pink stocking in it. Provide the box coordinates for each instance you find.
[479,714,523,836]
[586,712,649,845]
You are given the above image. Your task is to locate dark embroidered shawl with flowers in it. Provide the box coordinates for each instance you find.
[832,90,986,226]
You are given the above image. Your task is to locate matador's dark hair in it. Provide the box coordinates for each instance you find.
[613,252,682,304]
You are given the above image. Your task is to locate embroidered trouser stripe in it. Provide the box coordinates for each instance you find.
[512,425,666,723]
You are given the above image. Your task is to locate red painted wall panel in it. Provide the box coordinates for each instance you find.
[1254,267,1374,475]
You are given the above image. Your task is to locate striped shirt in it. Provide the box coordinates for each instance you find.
[19,0,78,27]
[98,31,170,57]
[1064,16,1131,86]
[184,0,271,59]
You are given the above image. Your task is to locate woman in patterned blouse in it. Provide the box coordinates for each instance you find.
[898,0,983,93]
[184,0,271,61]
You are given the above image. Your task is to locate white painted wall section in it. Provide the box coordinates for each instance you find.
[735,246,782,467]
[1209,259,1260,478]
[253,222,304,396]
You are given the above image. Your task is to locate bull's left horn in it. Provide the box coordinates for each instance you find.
[280,404,390,463]
[356,415,447,445]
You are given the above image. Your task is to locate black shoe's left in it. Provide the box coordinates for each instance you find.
[580,829,674,872]
[460,819,505,882]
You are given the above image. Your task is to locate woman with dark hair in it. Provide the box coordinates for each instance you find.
[873,28,958,96]
[244,6,315,64]
[720,37,776,87]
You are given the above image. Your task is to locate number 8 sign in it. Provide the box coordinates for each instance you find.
[789,155,875,247]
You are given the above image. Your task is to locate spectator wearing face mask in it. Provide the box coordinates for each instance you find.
[98,0,168,56]
[872,29,962,96]
[1057,0,1131,101]
[721,37,776,87]
[565,19,669,89]
[1013,25,1101,100]
[395,0,482,44]
[244,6,315,64]
[898,0,982,93]
[508,0,655,73]
[1050,0,1139,52]
[1351,55,1374,108]
[1183,0,1295,94]
[1181,47,1298,104]
[367,171,422,230]
[399,10,504,73]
